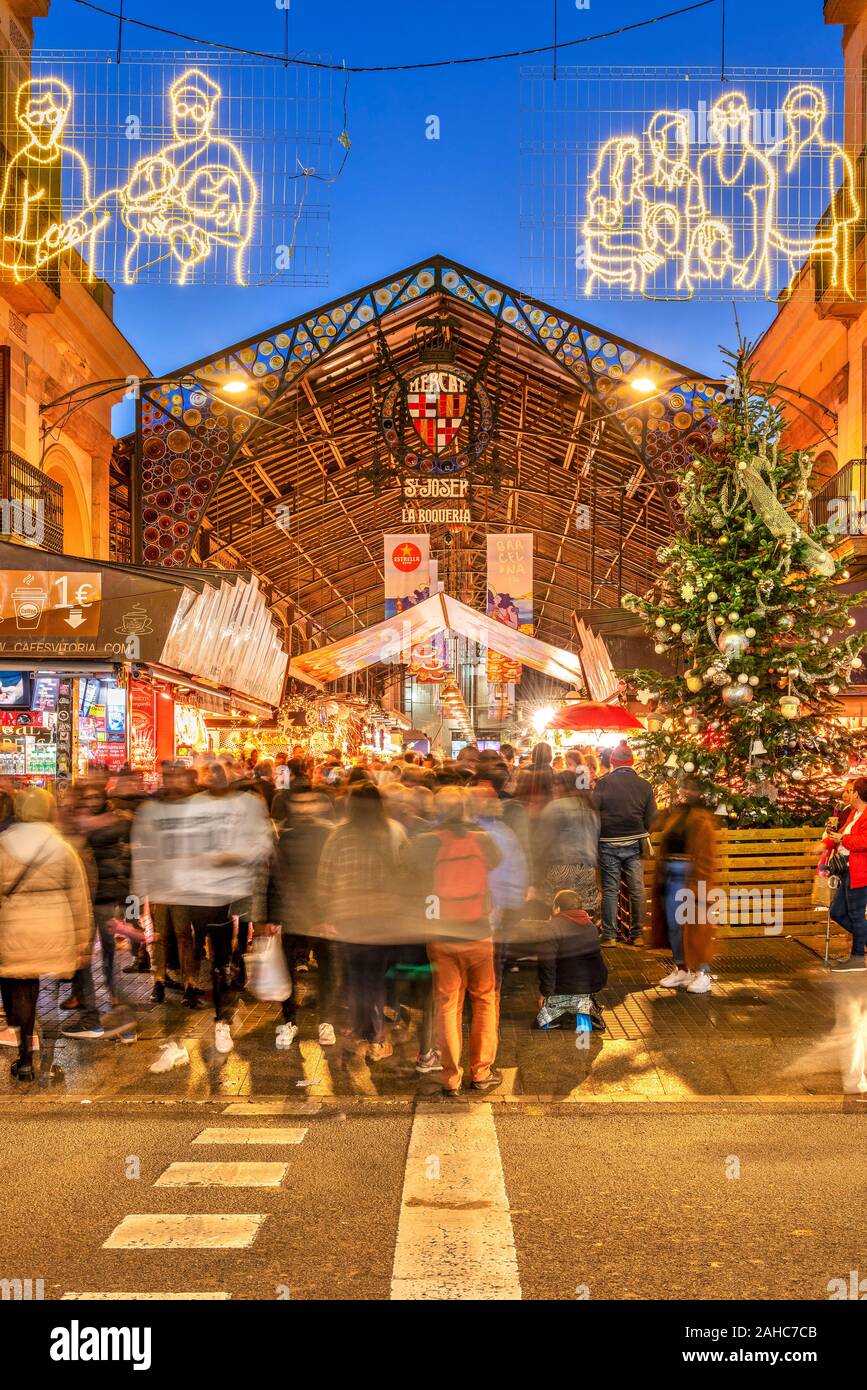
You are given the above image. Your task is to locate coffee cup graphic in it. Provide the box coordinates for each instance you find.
[13,581,47,630]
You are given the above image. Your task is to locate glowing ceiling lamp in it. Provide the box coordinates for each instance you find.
[532,705,556,734]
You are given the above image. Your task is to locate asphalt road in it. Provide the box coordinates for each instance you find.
[1,1103,865,1302]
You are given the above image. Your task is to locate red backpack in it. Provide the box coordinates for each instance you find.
[432,829,488,922]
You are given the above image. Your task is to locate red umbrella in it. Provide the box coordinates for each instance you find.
[547,701,643,733]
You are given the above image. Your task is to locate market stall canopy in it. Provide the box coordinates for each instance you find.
[548,701,643,733]
[0,540,304,709]
[291,590,585,687]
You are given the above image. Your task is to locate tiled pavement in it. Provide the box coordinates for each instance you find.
[2,932,865,1102]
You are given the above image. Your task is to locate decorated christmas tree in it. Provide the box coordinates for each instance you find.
[623,349,865,827]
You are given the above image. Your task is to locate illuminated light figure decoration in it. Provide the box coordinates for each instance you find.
[581,81,861,300]
[768,84,859,300]
[582,136,646,295]
[691,92,776,294]
[639,111,704,301]
[0,78,109,283]
[120,69,257,286]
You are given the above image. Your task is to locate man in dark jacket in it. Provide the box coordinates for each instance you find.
[535,889,608,1029]
[592,745,656,945]
[62,782,133,1033]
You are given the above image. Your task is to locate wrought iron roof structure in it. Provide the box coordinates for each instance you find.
[123,254,723,656]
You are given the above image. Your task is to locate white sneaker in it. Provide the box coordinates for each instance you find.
[686,971,712,994]
[214,1021,234,1054]
[659,968,692,989]
[415,1049,443,1073]
[275,1022,298,1049]
[149,1040,190,1073]
[318,1022,336,1046]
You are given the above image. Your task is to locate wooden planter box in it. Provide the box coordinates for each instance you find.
[622,826,833,939]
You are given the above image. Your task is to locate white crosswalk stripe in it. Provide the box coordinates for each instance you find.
[192,1126,307,1145]
[222,1101,321,1116]
[154,1161,288,1187]
[103,1214,265,1249]
[390,1103,522,1301]
[63,1291,231,1300]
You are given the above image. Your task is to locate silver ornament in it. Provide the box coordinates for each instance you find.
[717,625,751,660]
[721,683,754,708]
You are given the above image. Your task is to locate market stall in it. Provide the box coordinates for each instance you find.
[0,539,303,784]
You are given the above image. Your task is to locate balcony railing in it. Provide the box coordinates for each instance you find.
[0,452,63,552]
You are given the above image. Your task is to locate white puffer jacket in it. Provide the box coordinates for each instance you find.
[0,822,92,979]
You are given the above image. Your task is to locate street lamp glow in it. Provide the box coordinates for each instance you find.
[532,705,555,733]
[220,377,249,395]
[631,376,657,396]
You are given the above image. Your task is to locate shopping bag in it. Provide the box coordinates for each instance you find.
[812,874,832,909]
[244,932,292,1002]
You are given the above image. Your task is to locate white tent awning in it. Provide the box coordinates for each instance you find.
[292,591,584,686]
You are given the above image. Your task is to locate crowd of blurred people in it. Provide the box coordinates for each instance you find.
[0,735,722,1092]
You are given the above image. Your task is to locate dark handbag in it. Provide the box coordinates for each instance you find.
[826,850,847,879]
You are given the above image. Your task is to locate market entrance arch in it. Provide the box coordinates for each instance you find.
[123,255,719,657]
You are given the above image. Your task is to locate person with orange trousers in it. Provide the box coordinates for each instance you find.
[402,787,502,1096]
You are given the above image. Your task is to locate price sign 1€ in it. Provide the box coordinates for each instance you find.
[0,571,102,639]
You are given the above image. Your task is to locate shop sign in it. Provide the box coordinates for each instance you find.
[129,680,156,774]
[0,570,101,639]
[0,543,192,664]
[401,476,471,526]
[0,710,43,726]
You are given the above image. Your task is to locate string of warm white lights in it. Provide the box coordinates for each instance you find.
[70,0,717,72]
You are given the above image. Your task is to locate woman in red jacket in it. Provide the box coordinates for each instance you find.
[827,776,867,971]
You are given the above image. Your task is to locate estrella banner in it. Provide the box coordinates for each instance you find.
[384,534,430,620]
[486,533,533,686]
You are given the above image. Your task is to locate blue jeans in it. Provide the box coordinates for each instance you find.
[599,841,646,941]
[72,902,120,1028]
[831,865,867,957]
[663,860,691,966]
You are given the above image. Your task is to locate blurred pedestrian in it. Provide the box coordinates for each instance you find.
[533,770,601,921]
[317,784,406,1061]
[61,780,132,1028]
[267,784,336,1049]
[826,775,867,972]
[650,778,718,993]
[403,787,502,1095]
[0,788,91,1081]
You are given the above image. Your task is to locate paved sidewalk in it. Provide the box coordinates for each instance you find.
[1,935,864,1102]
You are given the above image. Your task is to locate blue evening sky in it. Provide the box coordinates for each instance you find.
[37,0,840,409]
